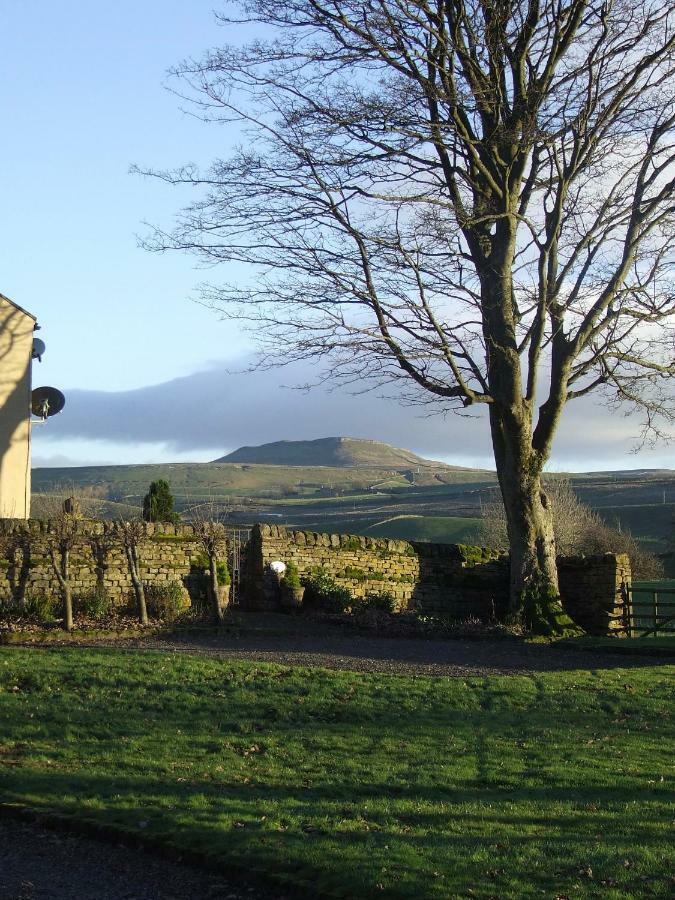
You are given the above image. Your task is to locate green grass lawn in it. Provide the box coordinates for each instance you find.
[0,649,673,898]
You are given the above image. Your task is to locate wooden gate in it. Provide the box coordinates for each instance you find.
[624,583,675,637]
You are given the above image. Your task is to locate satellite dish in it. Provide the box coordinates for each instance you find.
[31,338,46,361]
[31,386,66,419]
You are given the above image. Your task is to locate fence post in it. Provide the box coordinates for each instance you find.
[620,582,631,637]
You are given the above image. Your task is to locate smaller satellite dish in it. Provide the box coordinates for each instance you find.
[31,386,66,419]
[31,338,46,361]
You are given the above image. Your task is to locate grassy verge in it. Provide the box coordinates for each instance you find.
[554,634,675,658]
[0,627,164,645]
[0,649,673,898]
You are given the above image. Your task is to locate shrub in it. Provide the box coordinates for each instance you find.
[192,552,210,572]
[0,592,57,624]
[362,591,396,614]
[281,560,301,590]
[76,588,112,620]
[24,592,58,623]
[216,560,231,586]
[301,568,352,613]
[192,553,230,585]
[479,478,663,579]
[144,581,189,621]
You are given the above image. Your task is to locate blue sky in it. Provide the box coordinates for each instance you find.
[1,1,248,390]
[1,2,673,471]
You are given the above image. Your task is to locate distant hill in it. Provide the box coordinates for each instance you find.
[215,437,449,469]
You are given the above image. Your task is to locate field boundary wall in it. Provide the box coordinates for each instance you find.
[245,524,630,634]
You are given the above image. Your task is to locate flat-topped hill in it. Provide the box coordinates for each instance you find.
[215,437,450,468]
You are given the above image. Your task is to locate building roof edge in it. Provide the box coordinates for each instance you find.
[0,292,38,322]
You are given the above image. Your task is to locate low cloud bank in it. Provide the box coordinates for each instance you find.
[31,358,673,470]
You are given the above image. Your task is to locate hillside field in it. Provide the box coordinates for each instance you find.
[32,455,675,548]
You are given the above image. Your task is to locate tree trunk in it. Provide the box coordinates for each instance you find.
[477,239,576,635]
[63,583,73,633]
[208,557,226,624]
[8,542,31,607]
[491,412,575,634]
[50,546,73,632]
[125,545,148,625]
[92,545,108,597]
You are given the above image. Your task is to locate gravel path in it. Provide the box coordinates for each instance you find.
[0,817,286,900]
[85,628,668,676]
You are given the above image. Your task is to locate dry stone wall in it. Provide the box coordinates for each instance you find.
[0,518,631,634]
[0,519,213,607]
[244,524,631,632]
[246,524,511,617]
[558,553,630,635]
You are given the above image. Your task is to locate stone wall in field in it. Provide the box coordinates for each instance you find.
[0,519,214,608]
[558,553,631,635]
[243,524,631,633]
[0,517,631,634]
[246,523,509,617]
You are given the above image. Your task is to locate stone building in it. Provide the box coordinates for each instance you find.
[0,293,39,518]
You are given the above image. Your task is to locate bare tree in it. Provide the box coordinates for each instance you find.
[3,530,32,608]
[116,520,148,625]
[47,511,79,632]
[143,0,675,631]
[89,523,117,600]
[191,507,230,623]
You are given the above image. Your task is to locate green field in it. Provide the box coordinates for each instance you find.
[594,505,675,551]
[0,648,673,898]
[280,514,483,543]
[362,515,483,543]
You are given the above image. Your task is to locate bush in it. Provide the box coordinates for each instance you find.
[144,581,189,621]
[281,560,301,590]
[216,560,231,586]
[0,592,57,624]
[192,553,230,585]
[362,591,396,614]
[479,478,663,579]
[192,551,210,572]
[76,588,111,620]
[24,592,58,623]
[301,568,352,613]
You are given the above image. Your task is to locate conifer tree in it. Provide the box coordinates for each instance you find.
[142,479,179,523]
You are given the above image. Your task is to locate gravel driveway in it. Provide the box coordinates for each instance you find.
[107,628,668,676]
[0,816,288,900]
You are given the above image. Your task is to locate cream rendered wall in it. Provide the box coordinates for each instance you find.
[0,295,36,518]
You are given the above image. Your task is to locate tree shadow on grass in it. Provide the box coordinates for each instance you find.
[2,769,672,899]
